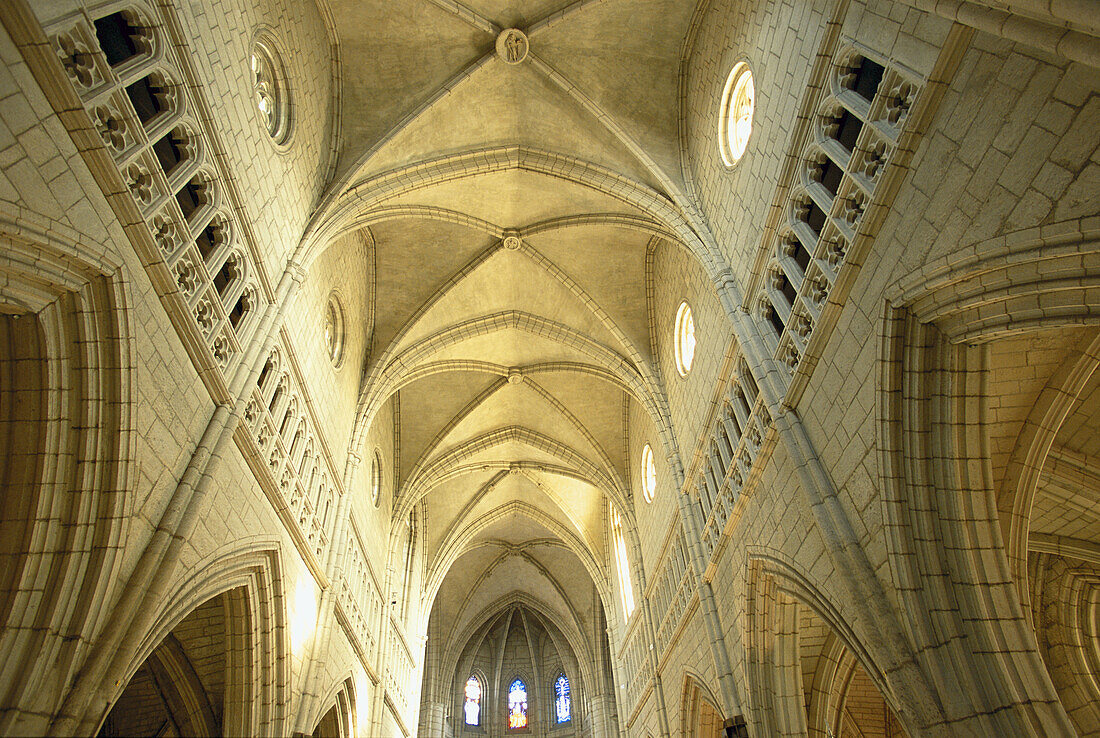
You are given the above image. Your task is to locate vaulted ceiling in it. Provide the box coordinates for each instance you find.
[305,0,711,655]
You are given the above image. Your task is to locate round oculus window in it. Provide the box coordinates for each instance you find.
[324,295,345,366]
[719,63,755,166]
[370,451,382,507]
[250,37,290,144]
[641,444,657,502]
[674,302,696,377]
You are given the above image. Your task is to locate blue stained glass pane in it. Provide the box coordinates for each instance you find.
[555,674,571,723]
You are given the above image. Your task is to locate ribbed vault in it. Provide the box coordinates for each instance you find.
[292,3,734,735]
[299,5,723,712]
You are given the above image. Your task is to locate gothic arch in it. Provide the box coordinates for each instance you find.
[805,632,848,738]
[443,548,590,660]
[743,551,912,734]
[310,675,357,738]
[0,214,133,735]
[744,557,807,737]
[347,310,672,493]
[1000,331,1100,611]
[806,633,906,738]
[398,425,626,520]
[102,542,290,737]
[298,147,726,281]
[100,592,240,737]
[440,593,597,704]
[406,374,621,491]
[877,310,1067,734]
[426,499,609,608]
[681,671,725,738]
[1029,554,1100,735]
[877,222,1100,734]
[455,666,490,730]
[888,218,1100,344]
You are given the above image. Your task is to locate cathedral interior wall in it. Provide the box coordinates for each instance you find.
[169,0,334,276]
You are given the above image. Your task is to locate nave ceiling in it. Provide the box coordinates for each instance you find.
[308,0,710,650]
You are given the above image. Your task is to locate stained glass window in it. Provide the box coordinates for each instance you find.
[507,678,527,729]
[464,675,481,726]
[554,673,571,723]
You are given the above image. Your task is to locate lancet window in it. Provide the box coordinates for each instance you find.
[507,678,528,729]
[464,675,481,726]
[554,673,571,724]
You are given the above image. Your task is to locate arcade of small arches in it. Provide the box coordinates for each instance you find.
[0,0,1098,737]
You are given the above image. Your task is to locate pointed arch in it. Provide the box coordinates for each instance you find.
[0,213,133,734]
[398,425,626,520]
[106,541,290,737]
[744,549,906,734]
[297,147,725,282]
[1000,331,1100,612]
[462,672,484,727]
[506,675,529,729]
[744,558,807,737]
[348,311,672,494]
[440,593,597,701]
[681,671,725,738]
[309,676,357,738]
[553,672,572,724]
[442,546,591,660]
[878,221,1100,734]
[426,499,609,606]
[403,374,621,497]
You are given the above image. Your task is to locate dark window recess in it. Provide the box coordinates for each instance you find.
[258,358,273,389]
[734,391,751,422]
[776,271,797,307]
[832,109,863,152]
[800,200,827,237]
[230,296,247,329]
[175,180,206,220]
[152,131,186,176]
[788,237,811,274]
[706,465,719,494]
[213,260,235,296]
[126,77,165,124]
[195,222,222,261]
[268,385,283,413]
[94,13,139,66]
[852,57,885,102]
[814,158,843,197]
[719,426,735,457]
[728,406,743,438]
[741,362,760,400]
[765,304,786,336]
